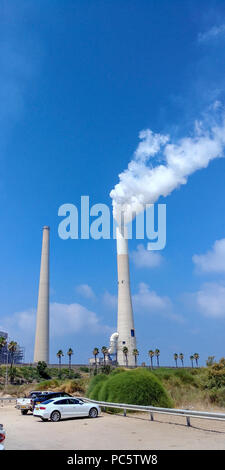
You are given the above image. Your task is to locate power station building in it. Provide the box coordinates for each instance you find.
[0,331,24,364]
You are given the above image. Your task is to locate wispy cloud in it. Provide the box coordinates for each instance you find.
[198,24,225,43]
[130,244,163,269]
[193,238,225,273]
[0,302,111,361]
[133,282,184,323]
[190,281,225,318]
[103,283,184,323]
[102,291,117,310]
[75,284,96,300]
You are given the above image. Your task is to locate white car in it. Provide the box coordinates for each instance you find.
[0,424,5,450]
[33,397,101,422]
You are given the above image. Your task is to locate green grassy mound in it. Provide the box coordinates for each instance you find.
[87,368,173,408]
[87,374,108,400]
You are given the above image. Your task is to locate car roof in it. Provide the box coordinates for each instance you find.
[51,396,75,401]
[38,392,71,397]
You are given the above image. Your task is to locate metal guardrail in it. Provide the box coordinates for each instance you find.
[2,395,225,428]
[80,397,225,427]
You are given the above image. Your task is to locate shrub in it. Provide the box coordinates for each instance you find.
[96,369,173,408]
[87,374,108,400]
[173,369,197,386]
[54,379,85,394]
[208,387,225,406]
[207,358,225,389]
[37,379,60,390]
[79,367,89,373]
[99,365,112,375]
[206,356,216,367]
[8,366,17,383]
[37,361,50,379]
[110,368,126,376]
[153,368,197,386]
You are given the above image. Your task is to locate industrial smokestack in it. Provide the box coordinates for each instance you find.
[116,225,137,366]
[34,226,50,364]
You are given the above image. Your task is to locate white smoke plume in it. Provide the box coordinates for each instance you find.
[110,111,225,223]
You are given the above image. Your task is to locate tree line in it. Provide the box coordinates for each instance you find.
[1,336,200,370]
[92,347,200,368]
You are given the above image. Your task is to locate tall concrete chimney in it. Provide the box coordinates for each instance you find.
[116,226,137,366]
[34,226,50,363]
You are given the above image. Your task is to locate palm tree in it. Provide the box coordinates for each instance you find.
[148,350,154,369]
[67,348,73,369]
[155,348,160,367]
[179,353,184,367]
[101,346,108,366]
[123,346,129,367]
[132,349,139,367]
[174,353,178,367]
[0,336,7,364]
[8,341,17,368]
[8,341,17,382]
[57,350,64,368]
[190,355,194,368]
[194,353,199,367]
[93,347,99,366]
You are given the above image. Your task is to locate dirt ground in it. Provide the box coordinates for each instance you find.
[1,403,225,450]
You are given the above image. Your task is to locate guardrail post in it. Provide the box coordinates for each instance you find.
[150,412,154,421]
[123,408,127,417]
[186,416,191,427]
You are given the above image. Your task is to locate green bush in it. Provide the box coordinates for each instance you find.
[79,367,89,373]
[99,365,112,375]
[37,379,60,390]
[87,374,108,400]
[173,369,197,385]
[89,369,173,408]
[208,386,225,406]
[110,367,126,376]
[207,358,225,389]
[37,361,50,379]
[152,368,199,389]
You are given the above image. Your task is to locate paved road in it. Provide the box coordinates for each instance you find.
[1,404,225,450]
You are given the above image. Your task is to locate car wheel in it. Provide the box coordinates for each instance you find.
[50,410,61,422]
[21,409,28,415]
[89,407,98,418]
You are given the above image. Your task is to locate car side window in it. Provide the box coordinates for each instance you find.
[54,399,63,405]
[68,399,80,404]
[55,399,70,405]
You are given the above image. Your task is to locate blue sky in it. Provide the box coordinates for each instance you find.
[1,0,225,366]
